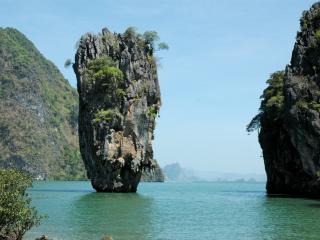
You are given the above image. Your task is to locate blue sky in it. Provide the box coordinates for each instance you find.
[0,0,316,174]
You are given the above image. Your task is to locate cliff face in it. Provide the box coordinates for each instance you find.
[0,28,85,180]
[250,3,320,197]
[140,160,164,182]
[74,28,161,192]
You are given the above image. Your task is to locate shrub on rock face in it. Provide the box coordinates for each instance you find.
[142,30,169,51]
[83,56,124,92]
[143,31,159,49]
[0,169,42,240]
[315,29,320,44]
[123,26,138,39]
[93,109,116,124]
[87,56,117,72]
[247,71,285,132]
[123,27,169,52]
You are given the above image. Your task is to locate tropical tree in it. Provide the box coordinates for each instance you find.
[0,169,42,240]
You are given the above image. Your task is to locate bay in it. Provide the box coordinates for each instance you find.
[25,181,320,240]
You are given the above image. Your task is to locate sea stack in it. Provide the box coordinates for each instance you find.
[74,27,161,192]
[249,3,320,197]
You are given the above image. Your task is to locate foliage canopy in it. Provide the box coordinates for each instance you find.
[123,27,169,51]
[0,169,43,240]
[247,71,285,132]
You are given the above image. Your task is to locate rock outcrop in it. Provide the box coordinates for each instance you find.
[249,3,320,197]
[0,28,85,180]
[140,160,164,182]
[74,27,161,192]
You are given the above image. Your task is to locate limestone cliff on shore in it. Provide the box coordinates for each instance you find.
[249,3,320,197]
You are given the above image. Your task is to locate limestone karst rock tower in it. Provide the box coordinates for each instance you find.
[249,3,320,197]
[74,27,161,192]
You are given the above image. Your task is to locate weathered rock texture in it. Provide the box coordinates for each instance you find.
[0,28,85,180]
[74,28,161,192]
[253,3,320,197]
[140,160,164,182]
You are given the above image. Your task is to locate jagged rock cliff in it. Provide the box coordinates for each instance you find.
[0,28,85,180]
[140,160,164,182]
[249,3,320,197]
[74,27,161,192]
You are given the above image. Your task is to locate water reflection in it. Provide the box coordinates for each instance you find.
[29,189,93,193]
[68,192,153,240]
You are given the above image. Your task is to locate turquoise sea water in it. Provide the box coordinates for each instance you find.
[25,181,320,240]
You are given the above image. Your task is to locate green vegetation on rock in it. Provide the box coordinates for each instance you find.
[315,30,320,44]
[295,100,320,112]
[75,26,163,191]
[143,31,159,48]
[123,26,138,39]
[123,26,169,52]
[93,109,116,124]
[0,168,42,239]
[94,66,123,82]
[148,106,158,119]
[0,28,85,180]
[247,71,285,132]
[87,56,116,72]
[83,56,124,92]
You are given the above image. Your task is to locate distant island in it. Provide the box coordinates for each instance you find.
[162,163,266,182]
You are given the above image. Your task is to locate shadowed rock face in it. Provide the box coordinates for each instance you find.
[140,160,165,182]
[73,28,161,192]
[259,3,320,197]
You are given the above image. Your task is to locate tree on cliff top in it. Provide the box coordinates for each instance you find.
[124,27,169,52]
[247,71,285,132]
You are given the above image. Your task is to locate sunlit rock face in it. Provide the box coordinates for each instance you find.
[259,3,320,197]
[0,28,84,180]
[74,27,161,192]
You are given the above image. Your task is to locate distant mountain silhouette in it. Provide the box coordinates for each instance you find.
[163,163,266,182]
[163,163,199,181]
